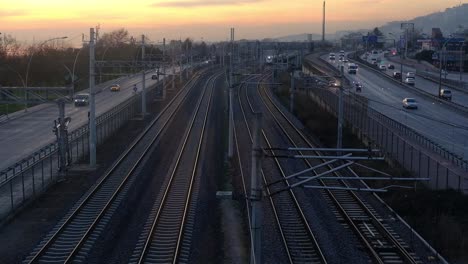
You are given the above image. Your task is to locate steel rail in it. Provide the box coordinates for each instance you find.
[25,70,204,264]
[238,75,327,264]
[136,72,220,264]
[258,74,419,264]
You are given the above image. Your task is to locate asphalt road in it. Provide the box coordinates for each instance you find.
[319,53,468,159]
[363,53,468,107]
[0,67,182,171]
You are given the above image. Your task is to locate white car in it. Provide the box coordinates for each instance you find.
[404,77,415,85]
[378,64,387,71]
[406,72,415,78]
[403,98,418,109]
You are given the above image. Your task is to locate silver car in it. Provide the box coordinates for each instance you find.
[403,98,418,109]
[404,77,415,85]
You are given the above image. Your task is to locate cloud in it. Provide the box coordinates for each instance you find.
[152,0,264,8]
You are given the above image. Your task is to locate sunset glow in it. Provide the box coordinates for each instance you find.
[1,0,466,41]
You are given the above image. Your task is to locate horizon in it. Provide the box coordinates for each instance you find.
[1,0,467,46]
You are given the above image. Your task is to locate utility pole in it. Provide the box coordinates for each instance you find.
[190,44,193,75]
[89,27,97,167]
[228,27,234,158]
[55,99,69,174]
[404,28,408,59]
[141,34,147,115]
[179,39,183,82]
[322,1,326,42]
[290,70,295,113]
[172,44,176,90]
[162,38,166,99]
[460,41,465,86]
[250,113,262,264]
[337,65,344,151]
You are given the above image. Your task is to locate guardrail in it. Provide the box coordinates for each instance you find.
[349,52,468,115]
[416,70,468,93]
[0,66,199,221]
[300,82,467,193]
[304,56,468,173]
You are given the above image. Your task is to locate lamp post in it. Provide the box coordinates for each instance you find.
[99,46,111,83]
[25,36,68,87]
[71,46,84,97]
[390,32,403,83]
[460,41,465,86]
[388,33,396,51]
[438,35,454,96]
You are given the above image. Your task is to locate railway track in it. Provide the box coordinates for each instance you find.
[23,70,208,264]
[254,74,424,264]
[235,76,327,264]
[128,72,221,264]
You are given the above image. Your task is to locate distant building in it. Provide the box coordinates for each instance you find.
[414,28,467,71]
[432,28,443,39]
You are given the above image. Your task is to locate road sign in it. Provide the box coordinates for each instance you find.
[362,35,377,44]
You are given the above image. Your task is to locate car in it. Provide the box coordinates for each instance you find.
[378,64,387,71]
[403,98,418,109]
[110,84,120,92]
[393,72,402,79]
[74,93,89,107]
[329,56,336,61]
[372,60,379,65]
[406,72,415,78]
[404,77,415,85]
[353,81,362,92]
[439,89,452,101]
[343,59,349,63]
[388,64,395,69]
[340,50,345,54]
[151,74,158,80]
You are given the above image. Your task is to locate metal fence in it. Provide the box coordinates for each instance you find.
[301,85,467,193]
[0,76,170,221]
[313,54,468,171]
[416,70,468,92]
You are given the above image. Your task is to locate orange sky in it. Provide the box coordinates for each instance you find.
[0,0,466,42]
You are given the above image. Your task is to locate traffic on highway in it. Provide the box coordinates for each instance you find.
[321,51,468,159]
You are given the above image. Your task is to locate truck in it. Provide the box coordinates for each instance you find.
[347,63,358,74]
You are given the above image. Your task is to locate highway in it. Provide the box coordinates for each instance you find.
[316,53,468,159]
[0,67,182,172]
[363,52,468,107]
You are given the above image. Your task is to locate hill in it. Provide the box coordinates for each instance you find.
[379,4,468,36]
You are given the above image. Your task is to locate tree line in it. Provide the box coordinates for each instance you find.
[0,28,212,91]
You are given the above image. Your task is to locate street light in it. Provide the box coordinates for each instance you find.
[387,33,396,51]
[25,36,68,87]
[459,41,465,86]
[389,32,403,83]
[71,46,84,97]
[438,35,454,96]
